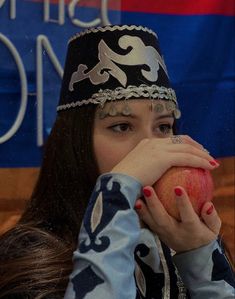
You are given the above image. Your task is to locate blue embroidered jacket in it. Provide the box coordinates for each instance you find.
[64,173,235,299]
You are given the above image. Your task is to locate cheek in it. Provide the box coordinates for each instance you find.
[93,134,131,174]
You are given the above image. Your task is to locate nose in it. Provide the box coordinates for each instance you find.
[139,126,155,141]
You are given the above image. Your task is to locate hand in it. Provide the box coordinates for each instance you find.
[135,186,221,253]
[111,135,219,187]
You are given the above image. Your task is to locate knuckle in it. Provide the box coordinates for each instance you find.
[140,138,150,145]
[217,218,222,230]
[190,146,200,155]
[183,144,196,154]
[181,135,191,142]
[184,219,196,226]
[157,221,169,231]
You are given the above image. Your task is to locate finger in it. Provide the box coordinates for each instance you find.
[135,199,156,229]
[168,153,219,170]
[174,186,198,223]
[167,143,216,163]
[142,186,171,227]
[182,135,205,149]
[201,202,221,235]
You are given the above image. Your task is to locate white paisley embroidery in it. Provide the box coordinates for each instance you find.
[69,35,168,91]
[91,193,103,233]
[135,262,147,297]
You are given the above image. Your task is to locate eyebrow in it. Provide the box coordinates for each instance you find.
[156,113,174,120]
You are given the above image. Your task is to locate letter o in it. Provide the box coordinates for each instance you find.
[0,34,28,144]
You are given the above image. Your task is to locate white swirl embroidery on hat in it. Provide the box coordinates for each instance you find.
[69,35,168,91]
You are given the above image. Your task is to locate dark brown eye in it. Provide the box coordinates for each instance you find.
[109,123,131,133]
[158,124,173,135]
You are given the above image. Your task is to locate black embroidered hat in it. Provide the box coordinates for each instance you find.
[57,24,180,117]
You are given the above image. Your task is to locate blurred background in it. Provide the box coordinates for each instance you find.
[0,0,234,267]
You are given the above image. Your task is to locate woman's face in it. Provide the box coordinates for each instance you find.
[93,99,175,174]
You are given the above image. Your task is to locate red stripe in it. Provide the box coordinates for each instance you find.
[121,0,235,16]
[27,0,235,16]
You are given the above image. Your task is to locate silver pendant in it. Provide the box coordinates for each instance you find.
[98,109,107,119]
[154,103,164,113]
[165,101,176,112]
[108,103,118,116]
[174,108,181,119]
[121,103,132,116]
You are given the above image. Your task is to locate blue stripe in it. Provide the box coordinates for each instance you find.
[0,1,120,167]
[0,2,234,166]
[121,12,235,158]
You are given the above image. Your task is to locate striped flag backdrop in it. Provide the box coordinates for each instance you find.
[0,0,234,167]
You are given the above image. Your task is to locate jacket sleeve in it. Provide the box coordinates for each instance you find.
[173,239,235,299]
[63,173,142,299]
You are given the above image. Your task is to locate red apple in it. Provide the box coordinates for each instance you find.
[153,167,214,220]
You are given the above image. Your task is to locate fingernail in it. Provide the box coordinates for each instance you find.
[135,203,142,210]
[206,205,214,215]
[174,187,183,196]
[143,188,151,197]
[209,160,218,166]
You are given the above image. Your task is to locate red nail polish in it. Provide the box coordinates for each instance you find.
[206,205,214,215]
[209,160,217,166]
[143,188,151,197]
[174,187,182,196]
[135,203,142,210]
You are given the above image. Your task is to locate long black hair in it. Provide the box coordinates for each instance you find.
[0,105,99,299]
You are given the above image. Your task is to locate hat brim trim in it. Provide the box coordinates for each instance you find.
[69,25,157,44]
[57,84,177,111]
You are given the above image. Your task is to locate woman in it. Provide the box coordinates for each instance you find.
[0,25,234,299]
